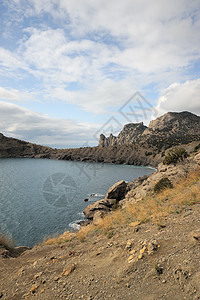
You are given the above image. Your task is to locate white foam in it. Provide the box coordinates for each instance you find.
[69,220,82,231]
[89,193,104,197]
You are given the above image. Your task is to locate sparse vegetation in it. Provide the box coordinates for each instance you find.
[76,169,200,241]
[163,148,189,165]
[154,177,173,193]
[43,231,75,245]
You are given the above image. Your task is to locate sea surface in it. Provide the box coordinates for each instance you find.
[0,158,155,246]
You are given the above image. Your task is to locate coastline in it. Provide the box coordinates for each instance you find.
[1,148,200,299]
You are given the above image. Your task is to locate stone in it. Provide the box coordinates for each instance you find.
[130,249,136,255]
[105,180,127,201]
[140,246,147,254]
[34,272,43,280]
[84,198,118,220]
[147,240,158,255]
[125,240,133,250]
[128,255,136,264]
[129,221,140,227]
[30,284,39,294]
[138,253,143,260]
[61,264,76,276]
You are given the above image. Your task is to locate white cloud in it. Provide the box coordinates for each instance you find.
[155,78,200,116]
[0,101,99,147]
[0,0,200,127]
[0,86,35,102]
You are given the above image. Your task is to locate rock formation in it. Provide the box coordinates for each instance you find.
[99,111,200,150]
[84,180,128,219]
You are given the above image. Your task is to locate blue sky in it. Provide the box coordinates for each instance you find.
[0,0,200,148]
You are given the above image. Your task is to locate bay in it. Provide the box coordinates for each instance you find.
[0,158,154,246]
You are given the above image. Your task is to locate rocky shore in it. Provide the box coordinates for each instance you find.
[83,142,200,223]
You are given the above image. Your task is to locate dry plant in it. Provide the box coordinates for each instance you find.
[76,224,96,242]
[43,231,75,245]
[76,168,200,241]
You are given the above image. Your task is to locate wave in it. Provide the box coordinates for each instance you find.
[69,221,82,231]
[89,193,104,197]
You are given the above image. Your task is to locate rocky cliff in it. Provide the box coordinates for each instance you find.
[99,111,200,150]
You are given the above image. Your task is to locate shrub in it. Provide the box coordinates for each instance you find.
[163,148,188,165]
[154,177,173,193]
[194,144,200,152]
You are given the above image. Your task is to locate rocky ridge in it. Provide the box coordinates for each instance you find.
[99,112,200,151]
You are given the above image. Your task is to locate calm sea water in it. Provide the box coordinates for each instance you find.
[0,158,154,246]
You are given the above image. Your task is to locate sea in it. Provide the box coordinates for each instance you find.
[0,158,155,247]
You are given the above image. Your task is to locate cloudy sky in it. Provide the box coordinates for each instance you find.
[0,0,200,148]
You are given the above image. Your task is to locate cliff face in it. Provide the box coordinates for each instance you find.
[99,111,200,150]
[99,122,147,147]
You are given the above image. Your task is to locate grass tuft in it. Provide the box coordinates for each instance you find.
[43,231,75,245]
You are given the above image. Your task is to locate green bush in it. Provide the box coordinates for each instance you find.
[163,148,188,165]
[154,177,173,193]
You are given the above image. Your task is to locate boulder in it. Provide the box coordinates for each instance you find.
[84,180,128,220]
[84,198,117,220]
[105,180,127,201]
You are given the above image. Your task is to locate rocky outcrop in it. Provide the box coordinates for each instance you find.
[147,111,200,134]
[83,198,117,220]
[99,122,147,146]
[0,241,30,258]
[99,112,200,151]
[84,147,200,221]
[105,180,127,201]
[123,148,200,205]
[84,180,128,219]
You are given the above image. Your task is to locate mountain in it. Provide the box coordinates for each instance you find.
[99,111,200,151]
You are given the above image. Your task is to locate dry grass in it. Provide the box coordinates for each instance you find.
[43,231,76,245]
[76,224,96,242]
[77,169,200,241]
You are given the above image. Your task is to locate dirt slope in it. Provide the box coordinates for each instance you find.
[0,202,200,300]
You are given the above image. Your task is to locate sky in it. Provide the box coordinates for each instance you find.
[0,0,200,148]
